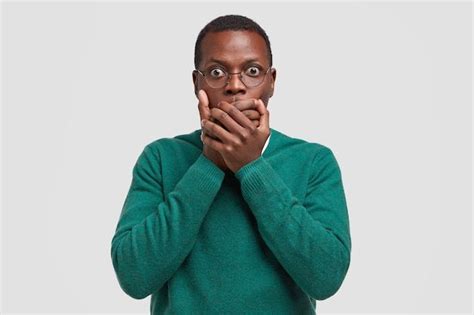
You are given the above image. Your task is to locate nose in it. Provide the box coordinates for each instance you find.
[224,73,246,96]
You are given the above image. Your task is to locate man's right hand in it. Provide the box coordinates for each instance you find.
[197,90,261,171]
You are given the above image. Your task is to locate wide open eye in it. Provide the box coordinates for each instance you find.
[245,66,261,77]
[209,68,226,78]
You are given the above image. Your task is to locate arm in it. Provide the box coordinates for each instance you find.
[111,144,225,299]
[235,147,351,300]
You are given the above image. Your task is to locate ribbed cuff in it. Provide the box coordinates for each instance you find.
[235,156,289,220]
[191,153,225,191]
[173,153,225,207]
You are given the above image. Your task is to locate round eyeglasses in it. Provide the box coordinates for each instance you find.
[195,66,272,89]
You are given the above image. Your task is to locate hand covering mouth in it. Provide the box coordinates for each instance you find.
[209,115,227,129]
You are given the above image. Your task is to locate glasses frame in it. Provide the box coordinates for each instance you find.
[195,66,272,89]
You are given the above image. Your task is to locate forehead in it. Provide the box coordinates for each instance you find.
[199,30,269,67]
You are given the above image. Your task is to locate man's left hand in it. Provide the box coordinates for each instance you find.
[201,99,270,173]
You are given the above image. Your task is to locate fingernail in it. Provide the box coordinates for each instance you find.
[201,119,205,126]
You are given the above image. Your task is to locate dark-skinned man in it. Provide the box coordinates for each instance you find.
[111,14,351,314]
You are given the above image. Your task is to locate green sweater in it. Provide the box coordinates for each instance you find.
[111,128,351,314]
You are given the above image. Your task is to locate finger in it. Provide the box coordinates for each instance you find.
[256,99,269,131]
[251,119,260,127]
[207,117,230,143]
[211,105,248,137]
[232,99,258,111]
[197,90,211,121]
[215,101,255,133]
[203,119,220,140]
[201,131,225,153]
[242,109,261,120]
[202,118,238,145]
[232,100,261,130]
[197,90,212,141]
[210,116,228,130]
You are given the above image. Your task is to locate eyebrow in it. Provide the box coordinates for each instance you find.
[206,58,263,68]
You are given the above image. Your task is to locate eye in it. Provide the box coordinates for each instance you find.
[209,68,226,78]
[245,66,261,77]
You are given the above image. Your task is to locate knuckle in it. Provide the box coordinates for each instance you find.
[219,112,228,120]
[234,100,248,110]
[218,101,228,109]
[241,130,250,140]
[231,138,241,146]
[229,107,238,116]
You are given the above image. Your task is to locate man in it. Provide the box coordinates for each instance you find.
[111,14,351,314]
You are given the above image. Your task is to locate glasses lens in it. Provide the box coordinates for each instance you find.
[202,68,269,88]
[205,76,227,88]
[241,75,265,88]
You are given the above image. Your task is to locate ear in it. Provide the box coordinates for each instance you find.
[269,68,277,98]
[192,70,199,97]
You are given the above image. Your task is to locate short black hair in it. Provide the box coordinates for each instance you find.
[194,15,273,69]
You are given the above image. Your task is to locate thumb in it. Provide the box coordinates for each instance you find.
[197,89,210,122]
[256,99,269,131]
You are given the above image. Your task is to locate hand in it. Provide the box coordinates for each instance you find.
[209,97,261,130]
[210,106,261,129]
[197,90,262,172]
[201,98,270,173]
[197,90,228,171]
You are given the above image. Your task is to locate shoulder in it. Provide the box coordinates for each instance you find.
[270,128,334,161]
[141,129,202,156]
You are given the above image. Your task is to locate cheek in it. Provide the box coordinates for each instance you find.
[255,88,272,106]
[260,94,270,106]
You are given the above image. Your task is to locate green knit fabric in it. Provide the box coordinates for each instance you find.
[111,128,351,314]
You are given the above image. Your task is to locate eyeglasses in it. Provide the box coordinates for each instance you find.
[195,65,272,89]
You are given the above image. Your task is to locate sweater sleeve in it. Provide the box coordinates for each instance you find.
[235,147,351,300]
[111,144,225,299]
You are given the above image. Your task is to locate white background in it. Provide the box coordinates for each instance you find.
[1,1,472,313]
